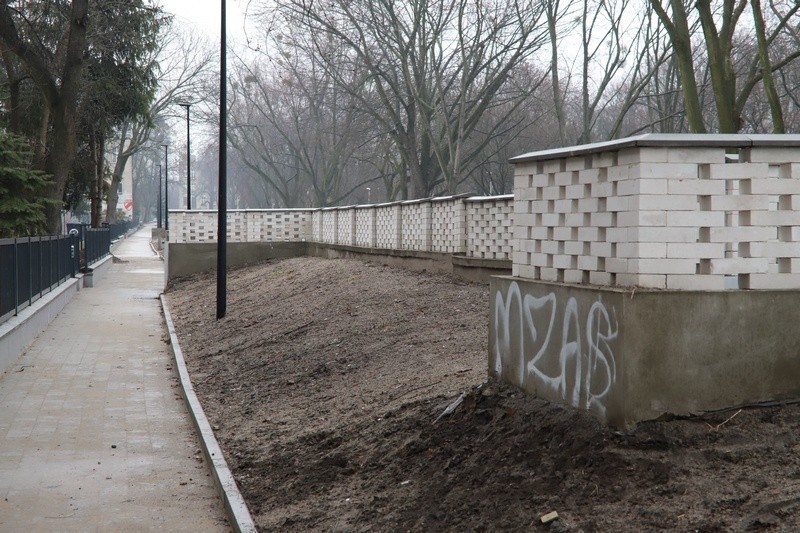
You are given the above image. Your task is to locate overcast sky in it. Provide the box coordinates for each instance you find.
[159,0,252,43]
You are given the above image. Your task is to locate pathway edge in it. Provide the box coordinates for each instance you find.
[160,295,258,533]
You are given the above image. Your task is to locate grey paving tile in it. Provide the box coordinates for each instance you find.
[0,226,229,531]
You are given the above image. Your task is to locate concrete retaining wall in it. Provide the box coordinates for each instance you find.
[496,133,800,426]
[165,242,308,282]
[0,278,83,375]
[490,276,800,428]
[166,241,511,284]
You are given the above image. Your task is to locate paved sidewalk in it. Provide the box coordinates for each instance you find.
[0,226,229,532]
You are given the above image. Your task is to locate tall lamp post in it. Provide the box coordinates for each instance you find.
[161,144,169,231]
[157,164,162,228]
[217,0,227,319]
[178,103,191,209]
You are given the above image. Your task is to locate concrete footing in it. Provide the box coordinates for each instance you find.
[82,255,112,288]
[165,242,308,287]
[0,278,82,375]
[489,276,800,428]
[165,241,511,286]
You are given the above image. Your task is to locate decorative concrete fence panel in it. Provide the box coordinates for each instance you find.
[337,208,356,246]
[375,204,401,249]
[430,197,467,254]
[496,134,800,428]
[247,210,313,242]
[354,207,375,248]
[312,210,323,241]
[510,134,800,290]
[321,209,337,244]
[170,211,218,243]
[466,195,514,260]
[228,211,248,243]
[168,195,514,259]
[400,201,431,251]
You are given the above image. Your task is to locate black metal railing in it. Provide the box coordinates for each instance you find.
[66,223,115,268]
[0,235,80,323]
[108,219,137,241]
[83,227,111,266]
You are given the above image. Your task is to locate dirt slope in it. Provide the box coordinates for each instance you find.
[166,257,800,532]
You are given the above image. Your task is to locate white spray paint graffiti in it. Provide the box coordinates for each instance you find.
[493,282,619,416]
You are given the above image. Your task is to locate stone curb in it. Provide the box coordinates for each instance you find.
[160,295,257,533]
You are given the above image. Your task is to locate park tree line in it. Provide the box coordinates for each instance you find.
[224,0,800,208]
[0,1,214,236]
[1,0,800,235]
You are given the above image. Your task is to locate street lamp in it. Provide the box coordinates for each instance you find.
[158,164,162,228]
[161,143,169,231]
[178,103,192,209]
[217,0,228,319]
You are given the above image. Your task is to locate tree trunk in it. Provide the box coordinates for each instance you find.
[44,97,80,233]
[106,132,130,222]
[696,0,739,132]
[90,130,101,228]
[546,0,567,145]
[751,0,784,133]
[650,0,708,133]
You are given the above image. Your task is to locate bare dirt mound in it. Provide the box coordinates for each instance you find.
[166,257,800,532]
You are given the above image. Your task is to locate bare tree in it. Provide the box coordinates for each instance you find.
[105,25,215,221]
[273,0,550,198]
[651,0,800,133]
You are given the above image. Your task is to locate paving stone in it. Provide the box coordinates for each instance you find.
[0,226,228,531]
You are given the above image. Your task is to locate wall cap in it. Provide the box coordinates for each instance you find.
[510,133,800,164]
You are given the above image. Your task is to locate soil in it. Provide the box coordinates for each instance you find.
[166,257,800,532]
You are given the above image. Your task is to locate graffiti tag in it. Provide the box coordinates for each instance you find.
[493,282,618,416]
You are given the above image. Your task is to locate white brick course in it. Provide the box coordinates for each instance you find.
[512,138,800,290]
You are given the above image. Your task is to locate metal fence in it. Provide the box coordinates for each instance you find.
[109,219,137,241]
[0,235,80,323]
[0,221,134,324]
[66,223,117,268]
[84,227,111,266]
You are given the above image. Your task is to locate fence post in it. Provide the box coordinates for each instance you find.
[394,204,402,249]
[57,236,62,286]
[28,239,33,306]
[50,236,55,290]
[349,209,356,246]
[70,235,76,278]
[369,207,376,248]
[13,238,18,316]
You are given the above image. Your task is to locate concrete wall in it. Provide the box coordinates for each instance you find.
[165,242,308,282]
[0,278,83,375]
[167,240,511,284]
[495,133,800,426]
[490,276,800,428]
[168,194,515,262]
[82,255,112,288]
